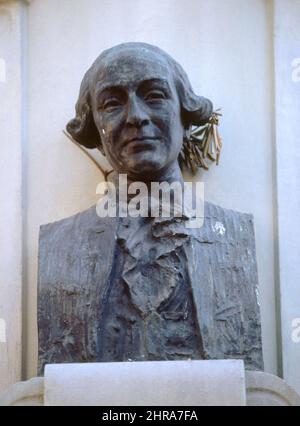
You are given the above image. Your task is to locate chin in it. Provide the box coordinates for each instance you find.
[127,161,165,179]
[124,153,166,179]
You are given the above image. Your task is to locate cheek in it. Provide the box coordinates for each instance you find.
[151,110,173,135]
[153,107,183,143]
[96,115,112,135]
[156,100,181,123]
[96,114,122,147]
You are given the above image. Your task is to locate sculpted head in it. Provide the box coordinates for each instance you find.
[67,42,213,180]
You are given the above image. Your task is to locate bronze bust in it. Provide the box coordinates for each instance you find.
[38,43,263,374]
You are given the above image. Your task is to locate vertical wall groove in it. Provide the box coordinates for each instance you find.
[269,0,283,379]
[20,0,29,381]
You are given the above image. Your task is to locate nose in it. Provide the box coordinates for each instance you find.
[126,94,149,127]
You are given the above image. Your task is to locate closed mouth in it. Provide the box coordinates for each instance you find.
[123,136,159,152]
[125,136,158,144]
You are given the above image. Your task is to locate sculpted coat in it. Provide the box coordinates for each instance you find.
[38,201,263,374]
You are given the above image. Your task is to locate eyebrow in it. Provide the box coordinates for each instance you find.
[95,78,172,97]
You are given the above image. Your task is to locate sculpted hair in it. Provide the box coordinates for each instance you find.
[66,42,213,152]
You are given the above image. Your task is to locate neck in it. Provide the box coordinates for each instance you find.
[108,162,184,191]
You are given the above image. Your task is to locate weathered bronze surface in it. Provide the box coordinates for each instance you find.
[38,43,263,374]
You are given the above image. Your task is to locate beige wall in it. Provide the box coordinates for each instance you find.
[0,0,24,393]
[23,0,278,379]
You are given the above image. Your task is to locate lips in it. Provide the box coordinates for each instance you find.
[122,136,159,153]
[124,136,158,145]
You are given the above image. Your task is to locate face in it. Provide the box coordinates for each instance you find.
[90,50,185,180]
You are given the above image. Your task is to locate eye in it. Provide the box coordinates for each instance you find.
[101,98,122,112]
[144,90,166,102]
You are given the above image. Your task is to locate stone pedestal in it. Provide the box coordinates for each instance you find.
[44,360,246,406]
[1,360,300,406]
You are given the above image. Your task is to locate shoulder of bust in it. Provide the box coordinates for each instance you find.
[204,200,254,222]
[39,205,99,238]
[191,200,256,244]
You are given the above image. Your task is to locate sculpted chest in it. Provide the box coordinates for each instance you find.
[37,203,263,374]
